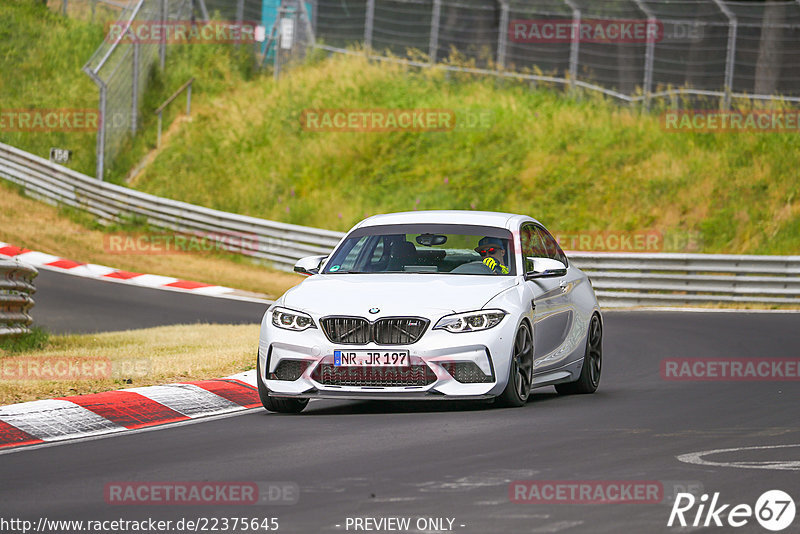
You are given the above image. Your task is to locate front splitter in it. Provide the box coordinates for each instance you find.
[269,390,496,402]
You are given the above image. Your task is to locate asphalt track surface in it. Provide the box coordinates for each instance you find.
[32,269,268,333]
[2,273,800,533]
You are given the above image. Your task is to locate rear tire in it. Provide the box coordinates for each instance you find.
[555,314,602,395]
[497,322,534,407]
[257,353,309,414]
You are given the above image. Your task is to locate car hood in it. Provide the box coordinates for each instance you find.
[282,274,518,320]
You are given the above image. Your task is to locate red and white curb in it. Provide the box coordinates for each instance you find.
[0,371,259,451]
[0,242,270,303]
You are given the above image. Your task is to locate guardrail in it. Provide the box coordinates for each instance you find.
[568,252,800,307]
[1,141,798,308]
[0,258,38,338]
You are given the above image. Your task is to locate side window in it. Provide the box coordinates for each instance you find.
[520,223,546,273]
[536,226,568,266]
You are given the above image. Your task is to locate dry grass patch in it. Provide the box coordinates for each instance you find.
[0,323,260,405]
[0,183,301,298]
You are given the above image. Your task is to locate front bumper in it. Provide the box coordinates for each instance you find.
[258,313,518,399]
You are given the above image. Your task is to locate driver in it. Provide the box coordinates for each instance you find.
[475,237,509,274]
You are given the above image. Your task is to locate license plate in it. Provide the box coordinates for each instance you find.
[333,350,409,367]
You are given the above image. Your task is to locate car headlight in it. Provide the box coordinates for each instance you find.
[271,307,316,331]
[433,309,507,333]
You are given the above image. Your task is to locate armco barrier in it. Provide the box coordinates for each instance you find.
[1,141,798,308]
[569,252,800,307]
[0,258,38,338]
[0,142,343,270]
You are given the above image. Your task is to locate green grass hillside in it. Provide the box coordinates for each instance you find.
[3,1,799,255]
[0,0,254,180]
[132,53,800,254]
[0,1,104,176]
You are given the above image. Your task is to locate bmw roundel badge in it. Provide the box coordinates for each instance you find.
[369,307,380,314]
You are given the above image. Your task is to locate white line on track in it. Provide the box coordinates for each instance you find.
[530,520,584,533]
[677,443,800,471]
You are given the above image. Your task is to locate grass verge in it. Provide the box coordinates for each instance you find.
[0,323,259,405]
[0,327,50,354]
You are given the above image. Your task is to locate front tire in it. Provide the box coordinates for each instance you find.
[556,313,602,395]
[257,353,309,414]
[497,322,534,407]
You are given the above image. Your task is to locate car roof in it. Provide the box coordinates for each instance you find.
[355,210,541,231]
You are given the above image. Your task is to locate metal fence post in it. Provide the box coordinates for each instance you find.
[97,83,107,180]
[131,37,140,134]
[196,0,210,22]
[364,0,375,53]
[155,78,194,148]
[235,0,244,50]
[83,66,107,181]
[62,0,67,16]
[186,79,192,114]
[82,0,148,182]
[564,0,580,91]
[275,6,285,80]
[712,0,737,110]
[633,0,655,109]
[496,1,509,71]
[429,0,441,64]
[298,0,317,48]
[157,111,163,147]
[159,0,167,70]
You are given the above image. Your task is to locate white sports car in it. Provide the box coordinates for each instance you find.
[257,211,602,413]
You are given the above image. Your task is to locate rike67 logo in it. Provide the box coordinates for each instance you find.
[668,490,796,531]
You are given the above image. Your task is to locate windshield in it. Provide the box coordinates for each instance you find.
[322,224,516,275]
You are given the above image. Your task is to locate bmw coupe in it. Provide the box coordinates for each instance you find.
[257,211,603,413]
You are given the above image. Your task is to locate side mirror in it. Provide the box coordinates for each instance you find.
[525,257,567,279]
[294,255,327,276]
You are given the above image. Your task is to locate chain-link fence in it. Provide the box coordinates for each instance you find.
[82,0,185,180]
[65,0,799,180]
[78,0,269,180]
[313,0,800,108]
